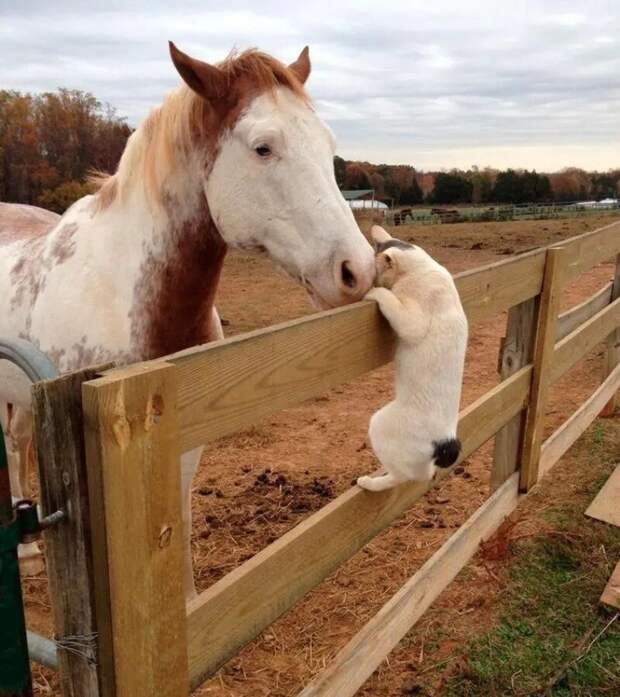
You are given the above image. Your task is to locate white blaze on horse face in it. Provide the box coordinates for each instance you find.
[206,87,375,308]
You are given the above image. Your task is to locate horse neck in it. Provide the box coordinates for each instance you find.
[100,180,227,361]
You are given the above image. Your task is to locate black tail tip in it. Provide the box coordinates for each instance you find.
[433,438,461,468]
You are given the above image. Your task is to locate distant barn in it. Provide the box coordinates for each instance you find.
[341,189,388,210]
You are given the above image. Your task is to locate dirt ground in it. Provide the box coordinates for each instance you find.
[23,213,620,696]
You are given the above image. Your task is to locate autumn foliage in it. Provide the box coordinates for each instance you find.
[336,158,620,206]
[0,88,618,213]
[0,89,131,212]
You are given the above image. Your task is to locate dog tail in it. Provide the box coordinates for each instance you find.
[432,437,461,468]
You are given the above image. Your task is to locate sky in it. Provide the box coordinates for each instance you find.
[1,0,618,171]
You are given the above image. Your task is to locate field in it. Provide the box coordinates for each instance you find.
[24,213,620,696]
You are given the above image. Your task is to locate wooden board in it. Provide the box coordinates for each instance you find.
[556,282,612,341]
[520,247,567,492]
[184,267,620,687]
[185,367,531,687]
[493,280,614,492]
[169,220,619,452]
[540,363,620,477]
[90,221,620,455]
[32,365,112,697]
[297,473,520,697]
[172,301,395,451]
[585,464,620,527]
[601,256,620,415]
[562,219,620,284]
[551,295,620,384]
[600,561,620,611]
[82,362,188,697]
[491,297,538,491]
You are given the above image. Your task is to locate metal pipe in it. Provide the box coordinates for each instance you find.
[0,428,32,696]
[26,632,58,672]
[0,338,57,383]
[0,339,58,695]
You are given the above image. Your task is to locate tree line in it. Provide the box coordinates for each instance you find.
[335,156,620,207]
[0,89,131,212]
[0,89,618,213]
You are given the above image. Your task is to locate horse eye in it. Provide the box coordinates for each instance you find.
[255,145,271,158]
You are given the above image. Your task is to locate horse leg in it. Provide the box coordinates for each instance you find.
[180,446,204,602]
[2,405,45,575]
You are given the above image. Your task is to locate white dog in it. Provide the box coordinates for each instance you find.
[358,226,468,491]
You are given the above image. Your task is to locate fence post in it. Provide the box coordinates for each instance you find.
[600,254,620,417]
[490,297,539,491]
[519,247,568,492]
[32,365,112,697]
[82,362,188,697]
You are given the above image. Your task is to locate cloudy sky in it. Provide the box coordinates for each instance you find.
[1,0,618,171]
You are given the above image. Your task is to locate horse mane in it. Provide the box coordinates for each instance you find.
[91,49,309,212]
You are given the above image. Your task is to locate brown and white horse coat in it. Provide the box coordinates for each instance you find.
[0,44,375,597]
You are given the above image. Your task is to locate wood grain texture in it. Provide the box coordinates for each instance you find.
[540,364,620,477]
[601,256,620,416]
[562,219,620,284]
[297,473,521,697]
[491,297,538,491]
[32,365,112,697]
[162,220,619,452]
[185,367,531,688]
[556,282,613,341]
[172,301,395,451]
[600,561,620,611]
[520,247,568,492]
[552,296,620,383]
[82,362,188,697]
[585,464,620,527]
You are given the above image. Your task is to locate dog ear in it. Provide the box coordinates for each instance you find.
[381,252,393,269]
[370,225,392,247]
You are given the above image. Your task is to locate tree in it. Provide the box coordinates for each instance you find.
[333,155,346,188]
[37,180,95,213]
[468,168,495,204]
[344,163,372,189]
[399,178,423,205]
[591,172,618,200]
[0,88,131,210]
[431,172,473,204]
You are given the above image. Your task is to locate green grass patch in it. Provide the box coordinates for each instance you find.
[445,431,620,696]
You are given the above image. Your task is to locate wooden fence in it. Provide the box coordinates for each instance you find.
[386,201,620,226]
[31,219,620,697]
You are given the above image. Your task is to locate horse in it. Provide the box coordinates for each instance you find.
[0,42,375,599]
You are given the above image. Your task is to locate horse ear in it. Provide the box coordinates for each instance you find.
[169,41,227,100]
[289,46,311,84]
[371,225,392,246]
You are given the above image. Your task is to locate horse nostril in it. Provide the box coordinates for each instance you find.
[341,260,356,289]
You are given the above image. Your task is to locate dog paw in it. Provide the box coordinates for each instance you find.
[364,287,383,302]
[357,475,375,490]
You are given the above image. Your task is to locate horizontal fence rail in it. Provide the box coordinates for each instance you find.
[297,473,522,697]
[185,365,531,686]
[183,284,620,685]
[63,218,620,697]
[133,219,620,453]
